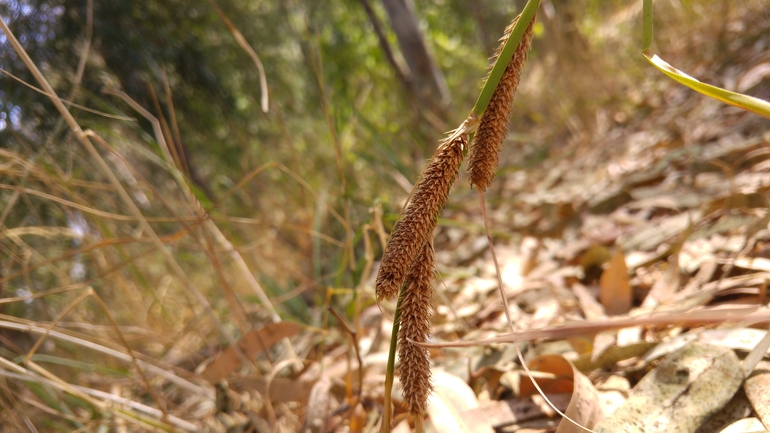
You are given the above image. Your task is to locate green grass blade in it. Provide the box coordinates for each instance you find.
[642,0,653,52]
[644,53,770,119]
[641,0,770,119]
[381,289,404,433]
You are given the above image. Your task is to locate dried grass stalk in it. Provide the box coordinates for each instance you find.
[467,14,536,191]
[397,241,435,419]
[375,133,467,301]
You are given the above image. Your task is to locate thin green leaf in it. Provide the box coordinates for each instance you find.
[643,54,770,119]
[641,0,770,119]
[642,0,653,51]
[22,354,131,377]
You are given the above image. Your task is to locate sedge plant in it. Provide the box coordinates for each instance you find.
[375,1,540,431]
[378,1,770,431]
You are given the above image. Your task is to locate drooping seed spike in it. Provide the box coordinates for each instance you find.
[468,14,536,192]
[375,133,466,301]
[397,241,435,417]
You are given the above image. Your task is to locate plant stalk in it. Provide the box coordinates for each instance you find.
[381,287,405,432]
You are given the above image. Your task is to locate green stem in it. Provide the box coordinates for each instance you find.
[471,0,540,117]
[642,0,653,53]
[382,286,405,431]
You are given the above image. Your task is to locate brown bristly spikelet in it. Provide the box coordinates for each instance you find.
[375,133,467,301]
[467,14,536,191]
[397,241,435,421]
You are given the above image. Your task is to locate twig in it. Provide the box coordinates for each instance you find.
[205,0,269,112]
[328,307,364,405]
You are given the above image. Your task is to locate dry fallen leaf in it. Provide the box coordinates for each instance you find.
[391,420,412,433]
[554,368,607,433]
[717,417,767,433]
[348,402,367,433]
[599,248,632,315]
[200,321,305,383]
[594,342,743,433]
[520,354,575,397]
[696,388,754,433]
[238,376,317,404]
[745,361,770,430]
[302,378,331,433]
[517,354,609,433]
[570,283,607,356]
[572,341,656,372]
[427,369,492,433]
[644,328,770,364]
[579,244,612,271]
[641,252,681,309]
[572,283,606,320]
[459,395,571,429]
[735,257,770,273]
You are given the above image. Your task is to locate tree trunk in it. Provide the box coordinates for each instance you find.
[380,0,450,108]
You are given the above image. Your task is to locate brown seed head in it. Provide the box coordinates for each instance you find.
[397,241,435,416]
[468,14,535,191]
[375,133,466,301]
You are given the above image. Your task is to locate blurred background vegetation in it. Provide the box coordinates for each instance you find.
[1,0,769,430]
[0,0,640,300]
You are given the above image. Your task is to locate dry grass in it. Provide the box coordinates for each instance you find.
[0,15,321,431]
